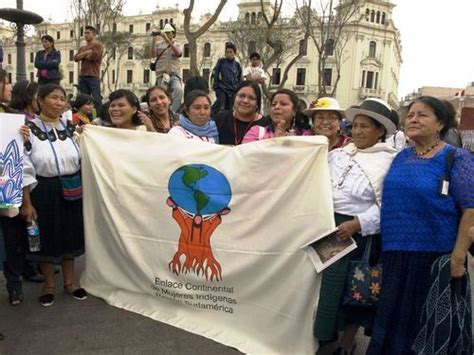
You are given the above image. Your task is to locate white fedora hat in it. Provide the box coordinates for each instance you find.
[345,98,396,136]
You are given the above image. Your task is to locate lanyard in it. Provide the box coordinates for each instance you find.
[233,113,256,146]
[40,119,80,177]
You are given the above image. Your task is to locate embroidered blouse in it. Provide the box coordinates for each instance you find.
[328,148,382,236]
[381,145,474,252]
[23,117,81,190]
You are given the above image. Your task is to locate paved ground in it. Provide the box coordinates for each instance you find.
[0,256,472,354]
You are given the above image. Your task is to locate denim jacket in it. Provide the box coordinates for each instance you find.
[34,50,61,80]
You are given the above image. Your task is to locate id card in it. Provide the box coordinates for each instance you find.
[439,178,450,197]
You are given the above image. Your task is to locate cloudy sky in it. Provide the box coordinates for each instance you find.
[2,0,473,98]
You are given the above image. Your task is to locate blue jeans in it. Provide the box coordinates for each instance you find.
[78,76,103,113]
[156,74,183,114]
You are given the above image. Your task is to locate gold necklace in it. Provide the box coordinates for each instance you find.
[414,139,440,156]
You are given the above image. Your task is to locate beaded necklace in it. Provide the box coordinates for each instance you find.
[414,139,440,156]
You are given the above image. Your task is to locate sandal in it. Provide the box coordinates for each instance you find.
[39,286,55,307]
[64,284,87,301]
[8,291,24,306]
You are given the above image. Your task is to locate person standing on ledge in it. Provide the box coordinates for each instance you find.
[74,25,104,113]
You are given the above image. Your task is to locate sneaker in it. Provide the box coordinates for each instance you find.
[64,284,87,301]
[39,293,55,307]
[71,288,87,301]
[8,291,24,306]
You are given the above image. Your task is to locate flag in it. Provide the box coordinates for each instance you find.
[80,126,335,354]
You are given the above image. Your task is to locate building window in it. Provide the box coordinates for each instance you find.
[70,30,74,38]
[182,69,190,83]
[69,71,74,84]
[165,18,169,24]
[248,40,256,55]
[325,39,334,56]
[56,31,60,40]
[112,47,116,60]
[323,68,333,86]
[69,50,74,62]
[30,52,34,63]
[8,73,12,84]
[146,23,151,32]
[127,70,133,84]
[370,10,375,22]
[299,39,307,55]
[296,68,306,86]
[369,41,376,57]
[7,54,11,64]
[129,24,134,33]
[184,44,189,58]
[80,27,84,36]
[376,11,381,23]
[272,68,281,85]
[127,47,133,60]
[366,71,374,88]
[202,68,210,83]
[381,13,386,25]
[30,72,34,82]
[366,9,370,21]
[361,70,366,87]
[160,19,164,29]
[251,12,256,24]
[112,70,116,84]
[170,18,174,24]
[112,23,117,33]
[245,13,250,24]
[375,72,379,89]
[203,43,211,57]
[143,69,150,84]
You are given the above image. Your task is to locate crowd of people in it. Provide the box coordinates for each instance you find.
[0,24,473,354]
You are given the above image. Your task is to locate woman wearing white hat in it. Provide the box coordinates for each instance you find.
[315,98,397,355]
[304,97,351,151]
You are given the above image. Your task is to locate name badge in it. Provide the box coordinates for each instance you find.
[440,179,450,197]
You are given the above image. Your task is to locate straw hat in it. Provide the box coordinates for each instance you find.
[303,97,345,117]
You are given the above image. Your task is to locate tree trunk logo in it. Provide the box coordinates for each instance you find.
[167,164,231,281]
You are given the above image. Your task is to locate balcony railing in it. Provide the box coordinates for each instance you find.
[359,87,383,99]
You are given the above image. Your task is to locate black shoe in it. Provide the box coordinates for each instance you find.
[39,293,55,307]
[8,291,24,306]
[23,273,45,283]
[0,332,4,341]
[71,288,87,301]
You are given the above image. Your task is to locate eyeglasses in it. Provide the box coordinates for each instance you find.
[236,93,257,101]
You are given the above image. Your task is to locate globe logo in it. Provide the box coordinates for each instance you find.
[167,164,232,281]
[168,164,232,216]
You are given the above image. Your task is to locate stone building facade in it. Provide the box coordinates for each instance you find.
[1,0,401,109]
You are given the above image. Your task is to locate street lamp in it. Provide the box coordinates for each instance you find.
[0,1,43,82]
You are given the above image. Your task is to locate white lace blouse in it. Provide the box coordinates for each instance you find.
[328,148,380,236]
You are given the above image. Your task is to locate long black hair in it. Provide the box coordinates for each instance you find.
[10,80,39,112]
[108,89,141,126]
[269,89,311,131]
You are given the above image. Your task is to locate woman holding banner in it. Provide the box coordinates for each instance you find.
[20,84,86,307]
[314,98,397,355]
[108,89,155,132]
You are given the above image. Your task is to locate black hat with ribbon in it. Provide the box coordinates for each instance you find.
[345,98,396,135]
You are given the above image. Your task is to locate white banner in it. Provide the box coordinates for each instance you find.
[80,126,335,354]
[0,113,25,210]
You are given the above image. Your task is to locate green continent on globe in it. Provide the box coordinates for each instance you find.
[179,166,210,214]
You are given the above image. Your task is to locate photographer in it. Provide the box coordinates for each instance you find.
[148,23,183,114]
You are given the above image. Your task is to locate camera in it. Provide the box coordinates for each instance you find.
[151,31,161,36]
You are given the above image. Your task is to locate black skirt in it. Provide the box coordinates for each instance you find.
[26,175,84,264]
[366,251,444,355]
